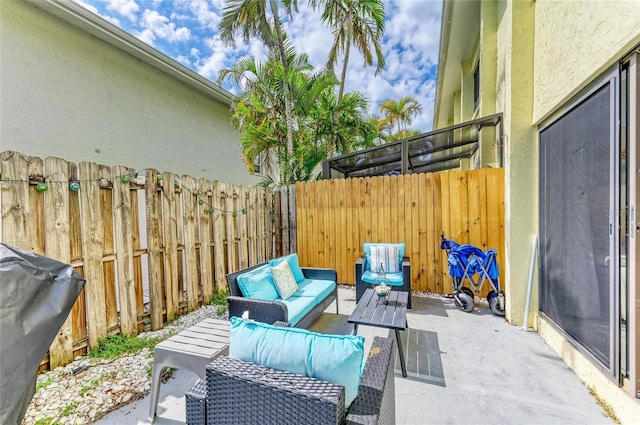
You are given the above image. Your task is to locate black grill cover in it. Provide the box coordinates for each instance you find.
[0,243,86,425]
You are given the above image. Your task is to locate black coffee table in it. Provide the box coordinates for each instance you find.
[348,288,408,377]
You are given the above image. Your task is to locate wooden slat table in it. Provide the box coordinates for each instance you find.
[148,318,229,422]
[348,289,409,377]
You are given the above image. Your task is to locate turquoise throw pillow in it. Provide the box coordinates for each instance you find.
[236,265,280,300]
[229,317,365,408]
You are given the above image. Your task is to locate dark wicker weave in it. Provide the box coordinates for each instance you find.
[185,336,395,425]
[185,379,207,425]
[355,256,412,309]
[226,263,339,327]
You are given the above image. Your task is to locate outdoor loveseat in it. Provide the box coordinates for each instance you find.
[226,253,338,328]
[185,318,396,425]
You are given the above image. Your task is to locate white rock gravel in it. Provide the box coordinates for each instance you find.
[22,305,227,425]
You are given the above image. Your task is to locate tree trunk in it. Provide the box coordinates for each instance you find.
[269,0,295,179]
[330,12,353,159]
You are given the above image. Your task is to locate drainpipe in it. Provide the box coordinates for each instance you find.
[522,234,538,331]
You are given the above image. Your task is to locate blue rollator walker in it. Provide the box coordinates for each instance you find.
[440,232,505,316]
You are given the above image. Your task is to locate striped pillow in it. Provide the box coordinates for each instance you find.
[369,245,400,273]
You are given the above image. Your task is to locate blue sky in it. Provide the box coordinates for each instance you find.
[74,0,442,132]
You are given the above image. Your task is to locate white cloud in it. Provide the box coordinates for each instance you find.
[284,3,332,69]
[198,34,247,81]
[136,28,156,46]
[178,0,221,28]
[175,55,192,67]
[139,9,191,43]
[72,0,99,14]
[106,0,140,22]
[73,0,121,26]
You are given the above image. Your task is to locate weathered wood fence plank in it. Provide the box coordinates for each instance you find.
[182,175,199,312]
[162,172,179,322]
[239,184,249,270]
[79,161,107,346]
[112,165,137,336]
[146,169,164,330]
[212,180,227,291]
[1,152,36,250]
[198,178,214,302]
[44,157,73,368]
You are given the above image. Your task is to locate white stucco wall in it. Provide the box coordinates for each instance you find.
[533,0,640,124]
[0,1,260,185]
[494,0,537,327]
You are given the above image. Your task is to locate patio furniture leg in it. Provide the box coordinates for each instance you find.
[148,355,168,422]
[353,323,359,335]
[395,329,407,377]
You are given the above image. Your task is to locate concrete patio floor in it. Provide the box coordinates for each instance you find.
[96,286,615,425]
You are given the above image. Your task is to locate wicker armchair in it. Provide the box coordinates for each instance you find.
[355,243,412,309]
[186,336,396,425]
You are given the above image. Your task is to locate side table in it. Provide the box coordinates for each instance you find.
[348,289,409,377]
[148,318,229,422]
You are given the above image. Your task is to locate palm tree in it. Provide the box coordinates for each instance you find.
[219,0,298,164]
[219,40,312,183]
[305,89,377,155]
[311,0,385,103]
[220,40,376,184]
[309,0,385,156]
[378,95,422,138]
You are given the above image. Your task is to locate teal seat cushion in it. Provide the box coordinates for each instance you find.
[294,279,336,304]
[269,253,305,283]
[229,317,365,408]
[236,264,280,300]
[280,295,316,326]
[361,271,404,286]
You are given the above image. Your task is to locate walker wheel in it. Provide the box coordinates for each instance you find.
[489,291,506,316]
[454,292,475,313]
[486,290,497,302]
[460,286,474,299]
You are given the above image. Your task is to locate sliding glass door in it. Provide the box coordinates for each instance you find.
[539,70,618,376]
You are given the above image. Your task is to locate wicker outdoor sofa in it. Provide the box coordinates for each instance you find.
[226,254,339,328]
[185,335,396,425]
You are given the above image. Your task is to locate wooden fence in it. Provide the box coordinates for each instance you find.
[0,151,293,370]
[1,150,503,371]
[295,168,505,295]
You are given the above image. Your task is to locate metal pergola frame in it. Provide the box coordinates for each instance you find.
[322,113,503,179]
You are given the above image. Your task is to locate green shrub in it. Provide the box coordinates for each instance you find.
[210,289,229,306]
[60,401,78,417]
[36,377,53,392]
[34,418,61,425]
[211,289,229,316]
[88,334,157,359]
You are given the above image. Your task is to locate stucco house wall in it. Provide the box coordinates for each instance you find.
[0,0,259,185]
[533,1,640,124]
[435,1,640,421]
